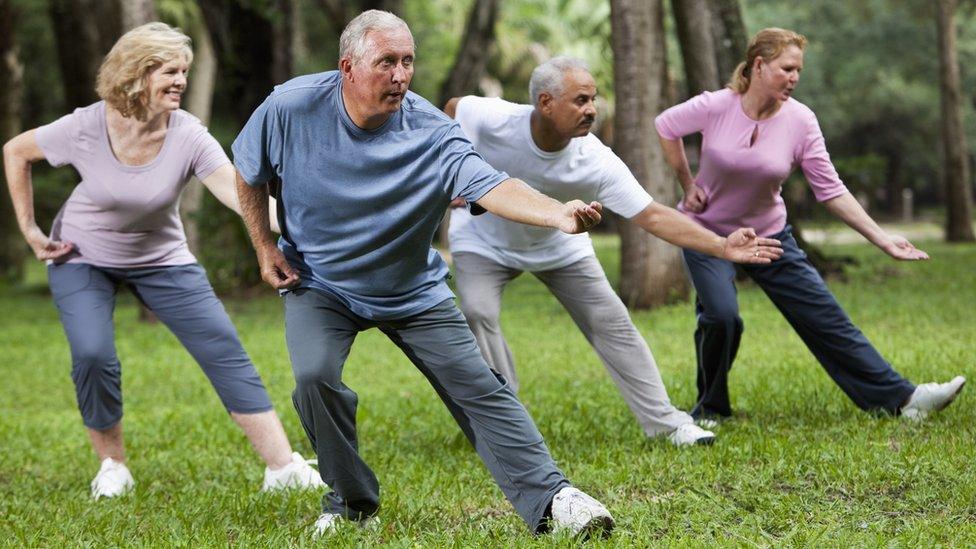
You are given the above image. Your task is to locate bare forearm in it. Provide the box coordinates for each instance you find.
[235,171,276,249]
[633,202,725,256]
[823,192,889,247]
[474,178,566,229]
[658,135,695,190]
[3,144,40,235]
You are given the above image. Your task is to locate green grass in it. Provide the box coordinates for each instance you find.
[1,236,974,547]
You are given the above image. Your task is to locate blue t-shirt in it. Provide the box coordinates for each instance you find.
[232,71,508,320]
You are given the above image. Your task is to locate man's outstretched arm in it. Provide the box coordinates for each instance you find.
[474,178,603,235]
[633,202,783,264]
[235,170,300,289]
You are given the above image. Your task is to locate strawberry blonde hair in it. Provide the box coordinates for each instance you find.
[728,27,807,94]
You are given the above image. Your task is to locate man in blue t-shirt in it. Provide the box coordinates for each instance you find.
[233,10,614,538]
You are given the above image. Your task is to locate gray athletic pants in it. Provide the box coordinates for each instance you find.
[283,288,569,532]
[453,252,693,437]
[48,262,274,430]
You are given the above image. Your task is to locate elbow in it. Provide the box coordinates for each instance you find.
[443,97,461,118]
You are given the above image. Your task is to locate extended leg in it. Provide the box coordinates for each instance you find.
[534,256,693,436]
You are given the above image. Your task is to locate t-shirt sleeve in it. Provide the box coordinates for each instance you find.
[798,110,848,202]
[654,90,715,140]
[191,129,231,180]
[438,123,508,203]
[34,112,78,168]
[597,148,654,219]
[231,94,282,186]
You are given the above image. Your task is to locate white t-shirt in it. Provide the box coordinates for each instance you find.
[449,96,653,271]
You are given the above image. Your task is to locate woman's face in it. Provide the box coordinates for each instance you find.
[752,45,803,102]
[145,57,189,115]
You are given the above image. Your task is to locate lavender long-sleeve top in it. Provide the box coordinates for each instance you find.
[655,88,848,237]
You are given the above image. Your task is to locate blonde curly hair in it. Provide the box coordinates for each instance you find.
[96,22,193,120]
[728,28,807,94]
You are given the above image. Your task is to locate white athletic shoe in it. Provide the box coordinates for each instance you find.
[668,423,717,447]
[262,452,327,491]
[901,376,966,421]
[312,513,379,537]
[90,457,134,500]
[549,486,614,538]
[695,417,720,430]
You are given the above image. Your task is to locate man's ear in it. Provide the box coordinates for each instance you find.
[340,58,354,81]
[538,92,554,115]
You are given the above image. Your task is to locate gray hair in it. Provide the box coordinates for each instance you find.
[339,10,413,63]
[529,56,590,106]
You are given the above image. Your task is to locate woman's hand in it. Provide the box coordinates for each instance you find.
[681,184,708,213]
[24,226,73,261]
[881,234,929,261]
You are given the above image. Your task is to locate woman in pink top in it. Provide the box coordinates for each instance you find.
[655,28,964,422]
[3,23,322,499]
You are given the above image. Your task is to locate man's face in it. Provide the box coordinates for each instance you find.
[540,69,598,139]
[343,28,415,121]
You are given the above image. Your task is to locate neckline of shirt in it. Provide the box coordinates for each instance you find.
[335,79,400,137]
[521,108,573,160]
[734,92,792,124]
[98,101,177,173]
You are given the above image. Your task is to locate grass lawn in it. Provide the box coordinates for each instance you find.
[0,235,973,547]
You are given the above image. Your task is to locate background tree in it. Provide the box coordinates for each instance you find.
[437,0,501,107]
[611,0,688,308]
[0,0,25,283]
[935,0,975,241]
[673,0,721,96]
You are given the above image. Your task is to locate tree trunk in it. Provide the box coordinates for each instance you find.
[610,0,689,309]
[313,0,405,34]
[48,0,113,108]
[708,0,748,84]
[672,0,720,96]
[180,9,217,257]
[936,0,975,241]
[0,0,26,283]
[438,0,500,107]
[119,0,157,31]
[436,0,501,245]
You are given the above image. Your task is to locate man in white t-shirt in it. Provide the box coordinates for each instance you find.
[444,57,783,446]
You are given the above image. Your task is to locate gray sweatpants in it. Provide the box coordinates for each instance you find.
[283,288,569,532]
[453,252,692,437]
[48,262,274,430]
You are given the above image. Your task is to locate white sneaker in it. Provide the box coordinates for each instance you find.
[668,423,717,447]
[901,376,966,421]
[312,512,379,537]
[695,417,720,430]
[90,457,134,500]
[549,486,614,538]
[262,452,327,491]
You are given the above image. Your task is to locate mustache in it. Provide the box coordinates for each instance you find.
[581,116,595,125]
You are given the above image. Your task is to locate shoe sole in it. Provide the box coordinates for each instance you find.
[578,515,615,540]
[695,435,717,446]
[935,379,966,412]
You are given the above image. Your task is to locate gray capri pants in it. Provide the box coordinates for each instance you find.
[48,262,274,430]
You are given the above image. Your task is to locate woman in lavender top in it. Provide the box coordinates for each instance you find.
[655,28,964,422]
[3,23,322,499]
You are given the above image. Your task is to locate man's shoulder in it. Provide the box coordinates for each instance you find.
[459,96,529,123]
[268,71,341,109]
[401,91,456,129]
[573,133,618,160]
